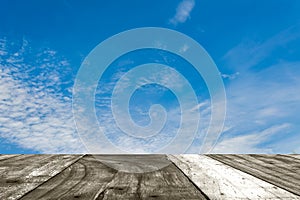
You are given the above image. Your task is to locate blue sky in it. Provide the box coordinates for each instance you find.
[0,0,300,153]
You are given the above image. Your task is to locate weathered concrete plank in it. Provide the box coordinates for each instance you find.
[2,154,300,200]
[0,154,20,161]
[0,154,83,200]
[19,155,117,200]
[247,154,300,179]
[100,164,207,199]
[93,154,172,173]
[169,155,300,200]
[94,155,206,199]
[20,155,207,200]
[287,154,300,160]
[208,154,300,196]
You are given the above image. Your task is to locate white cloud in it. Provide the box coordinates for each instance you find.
[212,124,291,153]
[223,24,300,71]
[2,24,299,154]
[0,38,86,153]
[94,65,210,153]
[169,0,195,25]
[179,44,190,53]
[217,61,300,152]
[221,72,240,80]
[211,25,300,153]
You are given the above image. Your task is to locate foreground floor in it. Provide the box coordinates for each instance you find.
[0,154,299,199]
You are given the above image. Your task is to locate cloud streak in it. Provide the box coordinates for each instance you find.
[223,24,300,71]
[2,24,300,154]
[93,64,211,153]
[0,38,85,153]
[169,0,195,25]
[212,124,291,153]
[213,24,300,153]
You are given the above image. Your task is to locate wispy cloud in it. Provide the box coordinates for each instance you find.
[212,124,291,153]
[169,0,195,25]
[2,24,300,154]
[94,63,210,153]
[0,38,85,153]
[223,24,300,71]
[221,72,240,80]
[212,24,300,153]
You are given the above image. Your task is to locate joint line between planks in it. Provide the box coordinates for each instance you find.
[167,155,211,200]
[0,154,23,162]
[16,154,86,200]
[92,172,118,200]
[207,154,300,198]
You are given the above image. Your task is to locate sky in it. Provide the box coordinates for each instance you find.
[0,0,300,154]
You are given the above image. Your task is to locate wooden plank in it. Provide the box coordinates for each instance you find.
[247,154,300,179]
[208,154,300,196]
[100,164,207,199]
[0,154,20,161]
[19,155,117,200]
[0,154,83,200]
[92,154,172,173]
[20,155,207,200]
[287,154,300,160]
[168,154,300,200]
[0,154,39,164]
[251,154,300,164]
[93,155,206,199]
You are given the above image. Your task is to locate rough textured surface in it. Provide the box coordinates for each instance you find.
[92,154,172,173]
[0,154,83,200]
[207,154,300,196]
[2,155,206,200]
[169,155,300,200]
[0,154,299,200]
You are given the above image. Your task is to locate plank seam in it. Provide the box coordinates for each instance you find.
[167,155,211,200]
[17,154,86,200]
[207,154,300,197]
[214,154,300,195]
[246,154,300,180]
[92,171,118,200]
[277,154,300,162]
[232,154,300,182]
[0,154,22,162]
